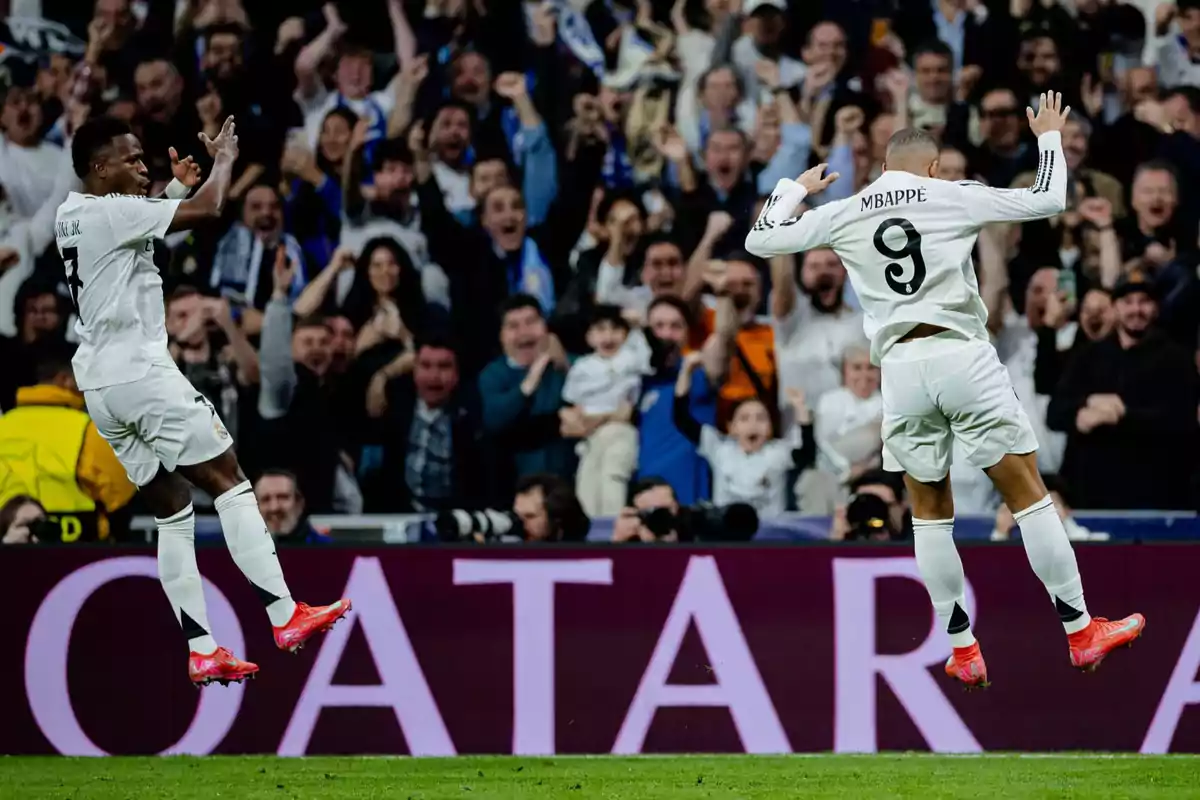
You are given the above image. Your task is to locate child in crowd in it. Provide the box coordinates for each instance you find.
[673,351,815,515]
[798,344,884,514]
[561,305,651,516]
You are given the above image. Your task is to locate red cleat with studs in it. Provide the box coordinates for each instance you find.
[1068,614,1145,672]
[273,599,352,654]
[188,647,259,687]
[944,641,990,690]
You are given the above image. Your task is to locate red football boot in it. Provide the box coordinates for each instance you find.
[944,642,990,690]
[1068,614,1145,672]
[188,647,259,687]
[273,599,352,653]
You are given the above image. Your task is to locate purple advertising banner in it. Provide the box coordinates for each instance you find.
[3,545,1200,756]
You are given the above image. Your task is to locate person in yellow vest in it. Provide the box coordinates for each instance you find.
[0,352,136,541]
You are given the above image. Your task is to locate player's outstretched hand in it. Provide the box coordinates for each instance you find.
[796,163,840,196]
[199,115,239,161]
[169,147,202,187]
[1027,91,1071,137]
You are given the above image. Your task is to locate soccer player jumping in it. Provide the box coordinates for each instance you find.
[56,115,350,687]
[746,92,1143,689]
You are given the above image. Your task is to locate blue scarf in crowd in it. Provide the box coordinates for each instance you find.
[504,237,556,314]
[547,0,605,79]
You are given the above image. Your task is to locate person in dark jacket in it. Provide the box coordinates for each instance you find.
[414,127,603,379]
[362,337,483,512]
[1046,272,1200,510]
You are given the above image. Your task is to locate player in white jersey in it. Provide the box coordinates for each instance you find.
[57,116,350,686]
[746,93,1143,688]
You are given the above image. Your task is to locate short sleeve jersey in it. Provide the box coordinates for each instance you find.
[54,192,181,390]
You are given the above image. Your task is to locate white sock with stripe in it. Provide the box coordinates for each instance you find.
[214,481,297,627]
[913,517,976,648]
[156,504,218,655]
[1013,495,1091,634]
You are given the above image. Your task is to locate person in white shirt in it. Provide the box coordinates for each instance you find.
[57,116,348,687]
[770,246,867,425]
[799,345,883,514]
[562,306,649,517]
[0,84,69,221]
[673,351,815,517]
[745,92,1143,688]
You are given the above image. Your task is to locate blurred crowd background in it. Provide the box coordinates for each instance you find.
[0,0,1197,547]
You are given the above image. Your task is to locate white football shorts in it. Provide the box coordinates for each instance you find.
[84,364,233,487]
[880,331,1038,483]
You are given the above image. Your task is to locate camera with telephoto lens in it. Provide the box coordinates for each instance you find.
[637,502,759,542]
[433,509,525,543]
[844,493,899,541]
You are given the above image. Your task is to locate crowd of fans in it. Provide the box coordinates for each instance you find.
[0,0,1198,545]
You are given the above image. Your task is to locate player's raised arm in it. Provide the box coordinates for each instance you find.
[744,164,838,258]
[959,92,1070,227]
[166,116,239,233]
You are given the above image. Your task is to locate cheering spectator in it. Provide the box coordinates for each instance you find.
[210,184,307,334]
[674,350,815,516]
[258,248,360,515]
[702,253,777,429]
[165,288,260,445]
[363,337,483,513]
[771,248,866,425]
[254,470,329,544]
[479,296,575,500]
[561,305,648,517]
[633,296,716,505]
[972,87,1039,189]
[800,345,883,514]
[1047,272,1200,509]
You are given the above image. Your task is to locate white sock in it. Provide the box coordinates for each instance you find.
[156,504,218,655]
[1013,496,1091,634]
[214,481,297,626]
[913,517,976,648]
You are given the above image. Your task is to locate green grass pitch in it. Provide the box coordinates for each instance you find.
[3,755,1198,799]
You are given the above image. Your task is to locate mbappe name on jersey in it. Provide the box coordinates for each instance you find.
[860,187,928,213]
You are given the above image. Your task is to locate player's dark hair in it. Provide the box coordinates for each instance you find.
[628,476,676,505]
[912,39,953,64]
[71,117,134,178]
[499,293,543,321]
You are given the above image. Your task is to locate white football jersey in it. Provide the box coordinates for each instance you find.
[54,192,181,390]
[746,131,1067,364]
